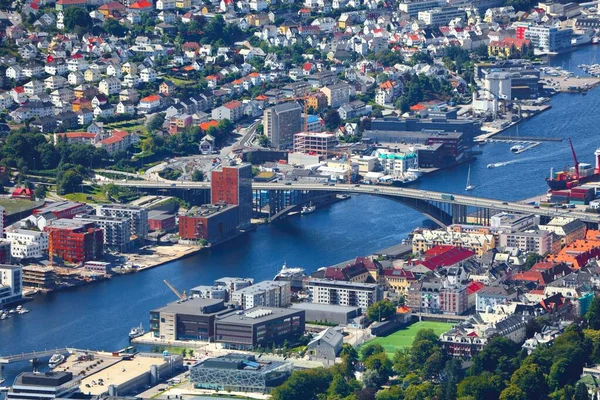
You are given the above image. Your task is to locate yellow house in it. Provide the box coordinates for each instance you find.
[176,0,191,8]
[383,269,416,296]
[488,38,531,59]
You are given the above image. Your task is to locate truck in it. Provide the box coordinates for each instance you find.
[441,194,454,201]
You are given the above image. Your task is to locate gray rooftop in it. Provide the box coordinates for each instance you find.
[217,306,302,326]
[290,302,361,313]
[152,297,225,315]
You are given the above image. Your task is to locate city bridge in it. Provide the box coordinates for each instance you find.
[106,181,600,227]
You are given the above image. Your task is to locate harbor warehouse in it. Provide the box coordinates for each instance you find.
[215,307,305,349]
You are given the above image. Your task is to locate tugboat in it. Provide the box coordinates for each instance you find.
[274,262,307,290]
[129,323,145,340]
[48,353,65,369]
[301,202,316,214]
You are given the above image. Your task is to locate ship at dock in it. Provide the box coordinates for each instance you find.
[546,139,600,190]
[273,262,306,290]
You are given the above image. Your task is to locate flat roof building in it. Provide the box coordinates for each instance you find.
[215,307,305,349]
[74,214,131,252]
[230,280,291,310]
[7,371,81,400]
[190,354,293,393]
[290,302,361,325]
[150,297,233,341]
[97,204,148,240]
[305,278,382,312]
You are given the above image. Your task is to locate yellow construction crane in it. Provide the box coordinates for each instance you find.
[163,279,187,300]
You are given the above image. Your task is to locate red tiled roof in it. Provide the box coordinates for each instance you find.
[255,94,268,100]
[12,188,33,196]
[223,100,242,109]
[99,136,123,145]
[57,0,86,4]
[416,247,475,271]
[199,120,218,130]
[112,130,129,138]
[466,281,485,295]
[141,94,160,102]
[129,0,152,8]
[302,62,313,72]
[99,1,125,10]
[424,245,455,257]
[57,132,96,139]
[382,268,416,280]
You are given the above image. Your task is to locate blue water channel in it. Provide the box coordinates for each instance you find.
[1,45,600,383]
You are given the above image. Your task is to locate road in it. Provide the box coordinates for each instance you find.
[101,181,599,223]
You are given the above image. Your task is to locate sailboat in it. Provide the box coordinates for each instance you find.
[465,166,475,191]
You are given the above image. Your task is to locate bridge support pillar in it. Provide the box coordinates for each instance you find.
[452,204,468,224]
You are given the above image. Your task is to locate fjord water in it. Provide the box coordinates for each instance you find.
[1,46,600,381]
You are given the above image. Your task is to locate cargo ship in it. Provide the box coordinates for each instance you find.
[546,139,600,190]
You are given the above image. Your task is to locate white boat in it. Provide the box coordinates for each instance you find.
[465,166,475,191]
[510,144,525,152]
[301,202,316,214]
[487,163,496,168]
[129,323,145,339]
[48,353,65,369]
[0,312,6,320]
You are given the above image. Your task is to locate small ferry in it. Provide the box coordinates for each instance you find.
[129,323,145,340]
[301,202,316,214]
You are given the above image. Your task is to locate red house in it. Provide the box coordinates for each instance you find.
[12,187,34,200]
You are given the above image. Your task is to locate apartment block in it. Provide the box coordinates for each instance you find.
[305,278,382,312]
[230,280,291,309]
[97,204,148,240]
[263,102,303,150]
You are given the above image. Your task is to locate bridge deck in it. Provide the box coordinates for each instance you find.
[106,181,600,224]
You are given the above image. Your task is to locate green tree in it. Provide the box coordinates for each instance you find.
[574,382,590,400]
[323,109,341,131]
[364,352,393,384]
[58,169,83,195]
[375,385,403,400]
[366,299,396,322]
[192,170,204,182]
[147,113,166,132]
[271,368,332,400]
[524,253,542,270]
[510,363,547,400]
[361,369,381,388]
[361,343,384,360]
[34,184,47,200]
[103,18,127,36]
[457,373,503,400]
[63,7,93,33]
[548,358,571,391]
[499,384,527,400]
[326,374,358,398]
[587,295,600,329]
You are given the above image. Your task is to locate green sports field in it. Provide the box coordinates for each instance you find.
[361,321,454,358]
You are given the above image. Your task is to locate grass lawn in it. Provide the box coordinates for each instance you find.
[165,76,196,87]
[362,321,454,358]
[64,185,110,204]
[0,198,44,215]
